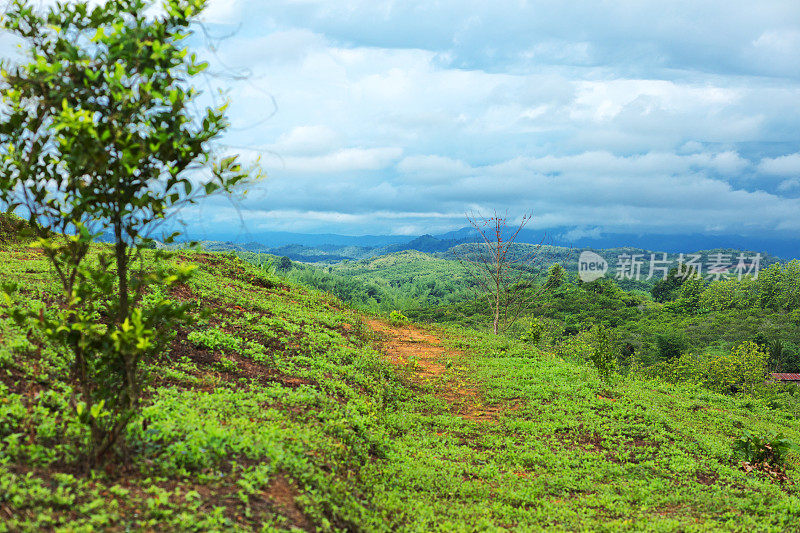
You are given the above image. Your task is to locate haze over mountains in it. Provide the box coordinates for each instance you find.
[196,226,800,261]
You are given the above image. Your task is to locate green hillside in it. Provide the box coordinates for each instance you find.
[278,250,482,313]
[3,244,800,531]
[246,244,799,372]
[232,244,783,318]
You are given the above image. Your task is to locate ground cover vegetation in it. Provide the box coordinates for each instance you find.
[3,229,800,531]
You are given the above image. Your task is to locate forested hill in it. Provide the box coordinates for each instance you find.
[197,233,472,262]
[203,229,786,273]
[236,245,784,316]
[191,226,800,262]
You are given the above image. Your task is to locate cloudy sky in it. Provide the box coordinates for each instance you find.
[13,0,800,239]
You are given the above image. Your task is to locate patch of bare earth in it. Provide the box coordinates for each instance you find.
[265,475,313,531]
[365,318,513,422]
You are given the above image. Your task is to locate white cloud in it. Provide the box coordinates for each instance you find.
[558,227,603,241]
[752,29,800,55]
[747,29,800,75]
[206,146,800,237]
[486,150,749,178]
[266,147,403,173]
[521,41,593,66]
[397,155,472,180]
[759,153,800,177]
[267,125,342,156]
[707,151,751,175]
[200,0,242,24]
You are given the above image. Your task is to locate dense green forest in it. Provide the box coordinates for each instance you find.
[234,245,781,312]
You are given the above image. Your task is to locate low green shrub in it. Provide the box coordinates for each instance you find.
[704,341,768,393]
[554,329,594,362]
[213,357,238,373]
[242,340,271,364]
[389,310,409,326]
[187,329,242,353]
[519,317,545,345]
[590,325,617,384]
[733,431,795,467]
[651,341,768,394]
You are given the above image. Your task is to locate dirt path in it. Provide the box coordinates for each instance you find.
[365,318,508,422]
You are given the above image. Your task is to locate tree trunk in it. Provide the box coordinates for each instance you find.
[494,243,501,335]
[493,277,500,335]
[114,221,129,320]
[113,220,138,409]
[493,300,499,334]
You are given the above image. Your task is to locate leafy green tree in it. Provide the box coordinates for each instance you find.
[757,261,800,312]
[655,332,688,362]
[675,277,704,312]
[699,278,758,311]
[779,260,800,311]
[277,256,293,271]
[778,342,800,373]
[546,263,564,289]
[651,264,697,303]
[757,264,783,310]
[590,324,617,385]
[705,341,769,393]
[0,0,251,467]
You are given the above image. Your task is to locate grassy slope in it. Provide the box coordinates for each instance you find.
[1,246,800,531]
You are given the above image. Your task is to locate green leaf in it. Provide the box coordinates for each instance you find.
[91,26,106,42]
[89,400,104,419]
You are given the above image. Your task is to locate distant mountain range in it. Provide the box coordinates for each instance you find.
[195,226,800,262]
[435,227,800,259]
[184,229,409,248]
